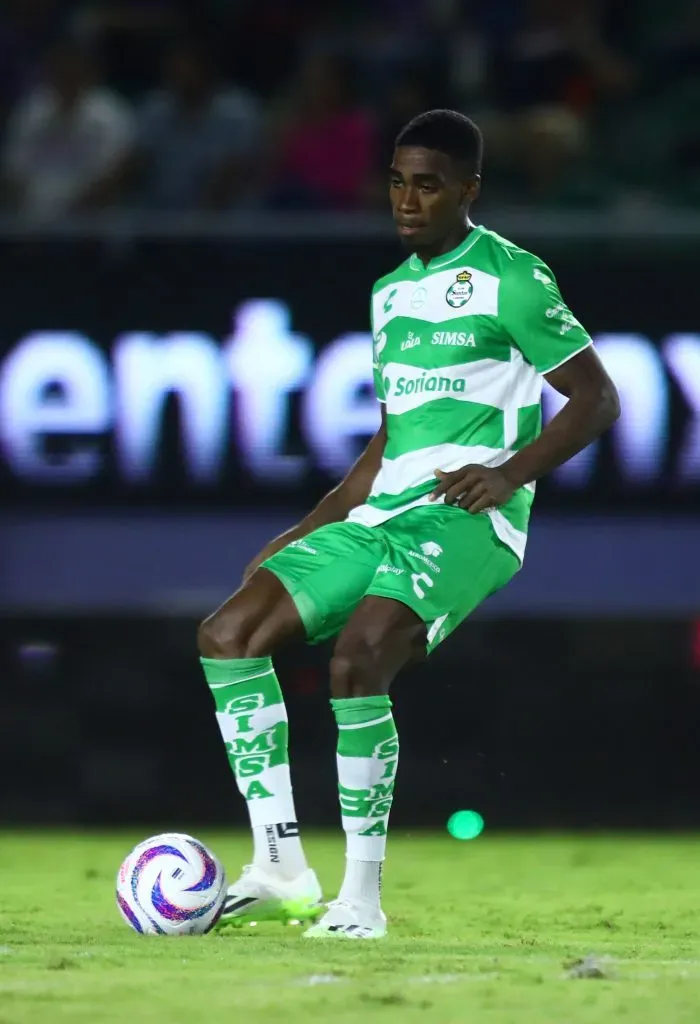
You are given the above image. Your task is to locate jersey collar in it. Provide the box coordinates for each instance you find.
[408,222,485,272]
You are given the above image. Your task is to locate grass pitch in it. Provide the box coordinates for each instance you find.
[1,831,700,1023]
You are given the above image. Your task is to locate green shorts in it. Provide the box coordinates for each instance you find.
[262,506,519,655]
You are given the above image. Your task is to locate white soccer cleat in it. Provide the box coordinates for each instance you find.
[215,864,323,930]
[303,898,387,939]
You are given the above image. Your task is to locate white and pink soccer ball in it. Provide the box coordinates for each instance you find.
[116,833,226,935]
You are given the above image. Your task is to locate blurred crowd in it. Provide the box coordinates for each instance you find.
[1,0,699,219]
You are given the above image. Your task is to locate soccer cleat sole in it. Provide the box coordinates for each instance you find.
[214,896,323,931]
[303,922,386,940]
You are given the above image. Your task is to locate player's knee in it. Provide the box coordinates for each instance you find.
[197,593,279,659]
[197,606,251,659]
[329,634,384,699]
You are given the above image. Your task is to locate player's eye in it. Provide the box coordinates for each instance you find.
[389,177,402,189]
[419,183,438,194]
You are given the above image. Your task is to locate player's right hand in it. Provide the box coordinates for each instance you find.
[429,465,516,513]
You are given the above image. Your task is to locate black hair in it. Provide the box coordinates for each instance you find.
[395,109,483,177]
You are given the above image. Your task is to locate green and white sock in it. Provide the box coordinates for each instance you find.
[202,656,307,880]
[332,695,399,907]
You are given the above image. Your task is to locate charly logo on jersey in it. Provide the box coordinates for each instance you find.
[383,289,397,314]
[445,270,473,308]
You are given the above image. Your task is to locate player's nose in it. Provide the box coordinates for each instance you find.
[396,185,420,213]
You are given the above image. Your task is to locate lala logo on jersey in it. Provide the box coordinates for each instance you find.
[445,270,473,308]
[401,331,421,351]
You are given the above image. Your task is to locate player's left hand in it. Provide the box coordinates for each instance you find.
[429,465,516,513]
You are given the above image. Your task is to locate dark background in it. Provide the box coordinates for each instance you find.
[1,232,699,831]
[1,233,699,511]
[2,614,698,829]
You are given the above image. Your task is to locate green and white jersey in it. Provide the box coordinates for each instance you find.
[347,224,593,562]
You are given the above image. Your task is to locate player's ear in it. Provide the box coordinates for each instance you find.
[464,175,481,203]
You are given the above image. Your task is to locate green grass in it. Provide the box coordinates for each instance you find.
[1,832,700,1023]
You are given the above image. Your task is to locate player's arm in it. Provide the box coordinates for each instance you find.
[499,346,619,491]
[431,256,620,512]
[243,407,387,580]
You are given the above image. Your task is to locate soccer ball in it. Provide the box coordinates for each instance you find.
[116,832,226,935]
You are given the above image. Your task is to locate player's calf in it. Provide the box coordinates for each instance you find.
[329,595,426,698]
[198,571,315,921]
[323,597,425,936]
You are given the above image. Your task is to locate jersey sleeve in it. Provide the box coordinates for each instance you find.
[370,291,387,403]
[499,254,592,374]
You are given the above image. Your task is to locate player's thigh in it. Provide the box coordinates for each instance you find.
[365,507,520,654]
[332,592,428,683]
[262,522,384,644]
[198,567,303,658]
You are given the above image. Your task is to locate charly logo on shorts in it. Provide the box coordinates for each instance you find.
[445,270,473,308]
[411,572,434,599]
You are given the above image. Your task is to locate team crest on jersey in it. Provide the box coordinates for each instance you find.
[445,270,473,308]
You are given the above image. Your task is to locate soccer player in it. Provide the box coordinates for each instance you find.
[198,110,620,938]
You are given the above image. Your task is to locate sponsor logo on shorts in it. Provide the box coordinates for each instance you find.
[420,541,443,558]
[289,539,318,554]
[427,613,449,645]
[409,550,441,573]
[376,564,404,576]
